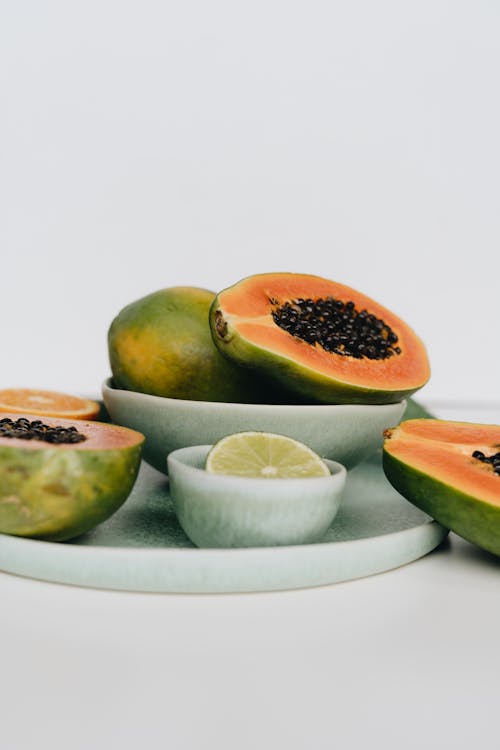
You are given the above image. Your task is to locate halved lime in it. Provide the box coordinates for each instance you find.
[205,431,330,479]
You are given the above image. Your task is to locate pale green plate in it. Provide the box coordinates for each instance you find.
[0,449,447,593]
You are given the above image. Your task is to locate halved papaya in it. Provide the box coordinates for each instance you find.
[210,273,430,404]
[383,419,500,556]
[0,413,144,541]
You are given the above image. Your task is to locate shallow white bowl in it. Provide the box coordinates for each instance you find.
[168,445,347,548]
[102,379,406,473]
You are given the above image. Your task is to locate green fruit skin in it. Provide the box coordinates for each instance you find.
[209,301,421,405]
[0,442,142,541]
[383,449,500,556]
[108,287,278,404]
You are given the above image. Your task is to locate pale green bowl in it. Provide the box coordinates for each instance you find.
[102,379,406,473]
[167,445,347,548]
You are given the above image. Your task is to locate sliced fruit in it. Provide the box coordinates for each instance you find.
[205,431,330,478]
[383,418,500,556]
[0,388,100,420]
[0,413,144,541]
[210,272,430,404]
[108,286,283,403]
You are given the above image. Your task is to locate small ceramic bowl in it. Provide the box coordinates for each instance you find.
[102,379,406,474]
[167,445,347,548]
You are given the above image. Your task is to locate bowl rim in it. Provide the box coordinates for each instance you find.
[167,444,347,487]
[103,378,407,413]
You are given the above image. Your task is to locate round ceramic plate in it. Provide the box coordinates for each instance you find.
[0,451,447,593]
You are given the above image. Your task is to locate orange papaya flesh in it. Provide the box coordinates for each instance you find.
[0,413,144,541]
[210,273,430,404]
[383,419,500,556]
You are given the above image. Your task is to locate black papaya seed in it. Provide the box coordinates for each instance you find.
[272,296,402,361]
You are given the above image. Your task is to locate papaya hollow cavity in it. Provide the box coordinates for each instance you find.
[471,451,500,476]
[0,417,87,444]
[271,296,402,360]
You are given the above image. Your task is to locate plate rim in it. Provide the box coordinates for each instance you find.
[0,457,448,593]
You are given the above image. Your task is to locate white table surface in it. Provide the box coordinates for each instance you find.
[1,401,500,750]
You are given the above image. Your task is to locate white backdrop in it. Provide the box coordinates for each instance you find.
[2,1,499,403]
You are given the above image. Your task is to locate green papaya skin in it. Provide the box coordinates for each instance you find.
[382,451,500,555]
[0,418,143,541]
[383,421,500,557]
[108,287,282,404]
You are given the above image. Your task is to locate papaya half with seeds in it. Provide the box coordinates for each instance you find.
[209,273,430,404]
[108,286,283,404]
[0,413,144,541]
[383,419,500,556]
